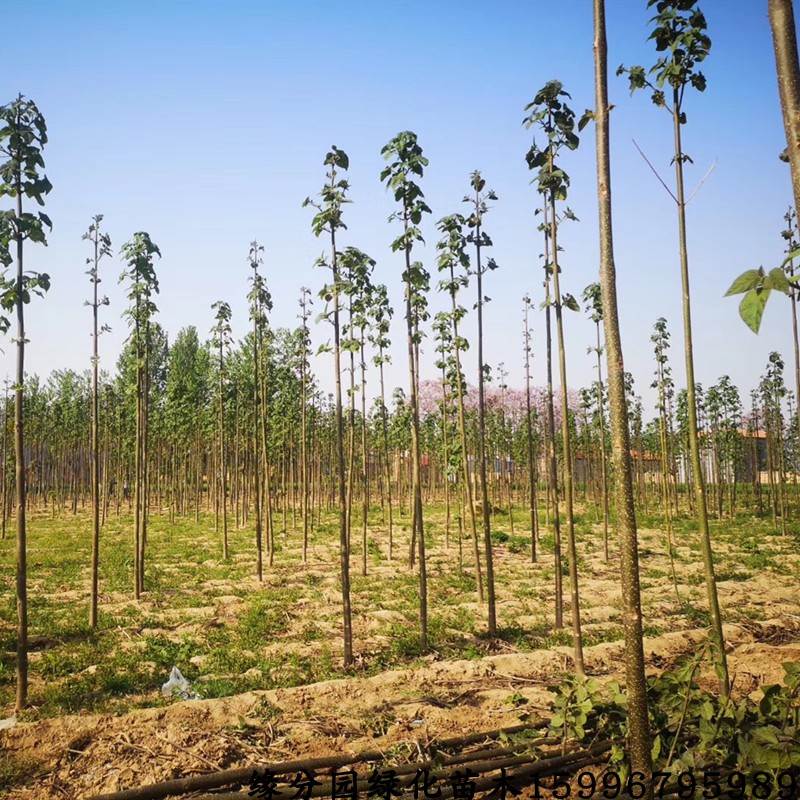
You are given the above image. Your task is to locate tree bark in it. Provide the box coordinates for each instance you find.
[14,173,28,711]
[90,226,101,628]
[770,0,800,215]
[672,90,730,697]
[475,214,497,635]
[593,0,652,778]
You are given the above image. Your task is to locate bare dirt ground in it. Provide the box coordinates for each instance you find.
[1,508,799,798]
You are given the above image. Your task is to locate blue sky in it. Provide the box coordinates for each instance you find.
[1,0,795,414]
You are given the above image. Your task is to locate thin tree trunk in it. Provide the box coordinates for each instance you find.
[449,269,484,603]
[90,227,101,628]
[252,284,264,583]
[133,294,143,600]
[14,181,28,711]
[402,208,428,650]
[379,358,394,561]
[332,224,353,665]
[524,300,539,563]
[593,0,653,776]
[475,213,497,635]
[595,324,609,561]
[672,89,730,696]
[548,182,584,675]
[543,218,563,630]
[218,339,228,559]
[360,335,369,575]
[440,367,451,551]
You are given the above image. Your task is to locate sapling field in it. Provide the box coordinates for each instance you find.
[2,0,800,797]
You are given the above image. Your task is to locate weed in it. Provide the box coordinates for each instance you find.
[544,629,574,649]
[505,691,528,707]
[0,752,42,792]
[681,602,712,628]
[507,535,530,554]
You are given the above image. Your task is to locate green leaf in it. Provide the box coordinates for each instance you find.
[739,288,770,334]
[767,267,791,294]
[724,269,761,296]
[651,735,661,762]
[782,661,800,689]
[751,725,780,745]
[780,247,800,267]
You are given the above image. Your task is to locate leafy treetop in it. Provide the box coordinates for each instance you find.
[617,0,710,125]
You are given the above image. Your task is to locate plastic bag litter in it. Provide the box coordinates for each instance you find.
[161,666,200,701]
[0,714,16,730]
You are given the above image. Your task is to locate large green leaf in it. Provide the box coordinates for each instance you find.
[724,269,761,296]
[767,267,791,294]
[739,288,771,334]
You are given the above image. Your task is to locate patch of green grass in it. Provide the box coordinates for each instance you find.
[36,637,102,678]
[204,632,259,674]
[198,676,257,698]
[377,616,451,662]
[236,589,300,648]
[97,662,156,697]
[440,570,477,600]
[0,751,42,793]
[299,623,326,642]
[446,605,475,634]
[463,642,485,660]
[310,644,337,682]
[715,568,752,582]
[647,568,670,579]
[681,602,712,628]
[730,605,765,622]
[38,673,100,715]
[507,535,530,554]
[358,703,396,736]
[491,620,553,652]
[140,634,203,677]
[584,625,626,646]
[684,572,707,586]
[543,629,574,649]
[741,551,774,571]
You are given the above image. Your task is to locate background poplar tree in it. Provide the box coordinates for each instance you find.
[436,213,483,601]
[211,299,233,559]
[119,231,160,600]
[524,81,585,674]
[619,0,729,695]
[305,146,354,665]
[84,214,111,628]
[582,282,609,560]
[587,0,653,775]
[381,131,431,650]
[465,171,499,635]
[247,240,270,582]
[0,94,52,711]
